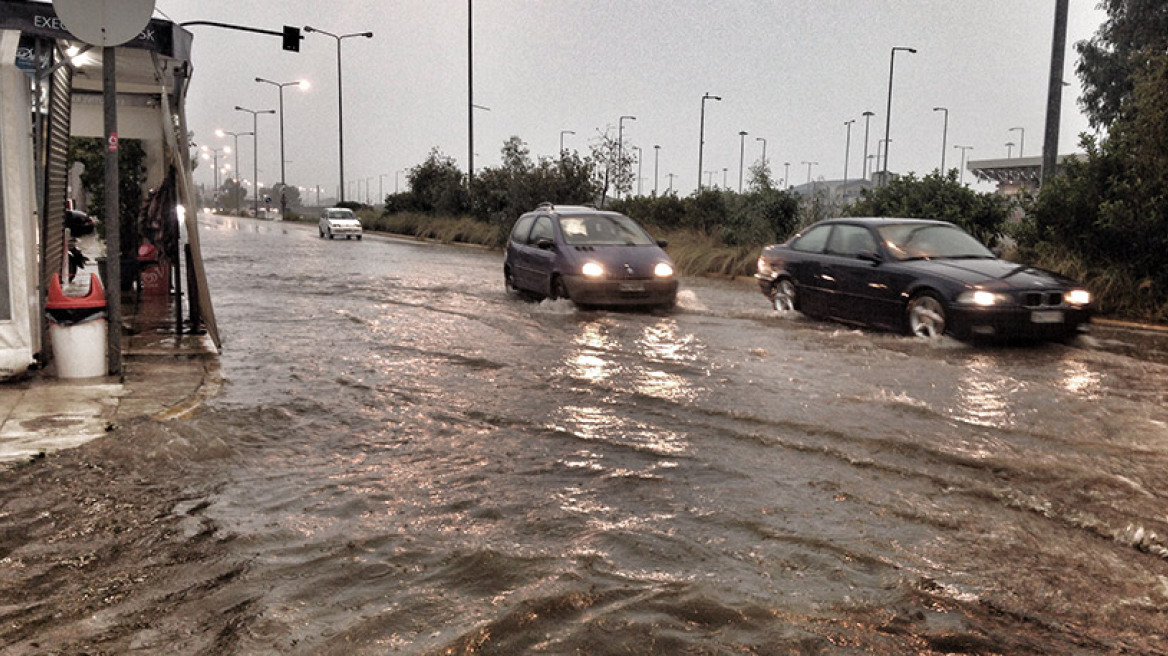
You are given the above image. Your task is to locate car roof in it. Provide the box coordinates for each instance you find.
[816,217,951,227]
[523,203,623,219]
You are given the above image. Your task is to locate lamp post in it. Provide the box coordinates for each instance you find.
[783,162,790,188]
[881,46,917,180]
[933,107,949,172]
[303,25,373,203]
[755,136,767,168]
[200,145,228,205]
[1006,141,1016,158]
[617,114,635,198]
[737,130,748,192]
[255,77,308,216]
[843,119,855,182]
[216,129,252,212]
[1009,126,1025,157]
[954,145,973,185]
[632,145,643,196]
[233,105,275,216]
[861,110,875,179]
[802,160,818,185]
[698,92,721,191]
[722,167,728,189]
[667,172,677,193]
[379,173,387,205]
[653,145,660,196]
[559,129,575,154]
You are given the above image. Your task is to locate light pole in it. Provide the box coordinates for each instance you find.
[667,172,677,193]
[704,170,716,188]
[954,145,973,185]
[216,129,252,212]
[1009,126,1025,157]
[559,129,575,154]
[617,114,635,197]
[722,167,728,189]
[933,107,949,172]
[738,130,748,192]
[303,25,373,203]
[698,92,721,191]
[632,145,643,196]
[1006,141,1016,158]
[379,173,387,205]
[802,160,818,185]
[255,77,308,215]
[783,162,790,188]
[200,145,228,205]
[882,46,917,180]
[861,110,875,179]
[233,105,276,217]
[755,136,767,168]
[396,169,403,194]
[843,119,855,182]
[653,145,660,196]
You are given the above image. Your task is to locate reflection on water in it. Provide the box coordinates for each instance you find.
[1060,357,1104,399]
[561,318,701,404]
[951,354,1021,428]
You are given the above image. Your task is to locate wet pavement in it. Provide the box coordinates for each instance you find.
[3,213,1168,655]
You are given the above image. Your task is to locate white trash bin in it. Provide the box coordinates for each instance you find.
[46,273,108,379]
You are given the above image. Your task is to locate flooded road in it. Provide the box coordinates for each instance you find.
[8,213,1168,654]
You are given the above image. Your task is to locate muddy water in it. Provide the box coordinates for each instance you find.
[181,216,1168,653]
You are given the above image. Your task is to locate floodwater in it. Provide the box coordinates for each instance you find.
[126,216,1168,652]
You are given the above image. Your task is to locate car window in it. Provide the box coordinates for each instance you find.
[528,216,555,245]
[791,224,831,253]
[876,223,994,260]
[510,215,535,243]
[560,214,654,246]
[825,225,878,257]
[326,209,356,219]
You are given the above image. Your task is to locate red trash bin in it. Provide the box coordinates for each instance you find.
[45,273,107,378]
[137,243,169,296]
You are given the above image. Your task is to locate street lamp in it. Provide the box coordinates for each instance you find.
[653,145,661,196]
[216,128,252,212]
[738,130,748,192]
[933,107,949,172]
[755,136,767,169]
[255,77,308,209]
[617,114,635,197]
[802,160,818,185]
[200,145,228,205]
[954,145,973,185]
[861,111,875,179]
[559,129,575,154]
[233,105,276,217]
[881,46,917,180]
[783,162,790,188]
[1006,141,1016,158]
[698,92,721,191]
[1009,126,1025,157]
[843,119,855,182]
[303,25,373,203]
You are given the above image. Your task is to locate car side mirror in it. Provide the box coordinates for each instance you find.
[656,239,669,248]
[535,237,556,250]
[857,250,882,264]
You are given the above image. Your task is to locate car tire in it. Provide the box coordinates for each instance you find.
[551,276,570,301]
[357,235,362,241]
[906,291,946,338]
[328,230,334,240]
[772,278,798,313]
[504,267,518,294]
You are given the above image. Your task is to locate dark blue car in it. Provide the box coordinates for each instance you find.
[755,217,1093,341]
[504,204,678,309]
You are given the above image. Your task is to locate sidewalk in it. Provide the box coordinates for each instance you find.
[0,284,219,464]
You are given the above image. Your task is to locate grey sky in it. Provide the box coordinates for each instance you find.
[154,1,1107,200]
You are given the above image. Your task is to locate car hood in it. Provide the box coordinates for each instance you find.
[566,245,672,277]
[902,258,1078,289]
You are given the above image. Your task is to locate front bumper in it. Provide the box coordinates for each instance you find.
[563,275,678,307]
[949,305,1092,340]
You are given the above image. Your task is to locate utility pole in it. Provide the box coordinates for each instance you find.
[1042,0,1069,186]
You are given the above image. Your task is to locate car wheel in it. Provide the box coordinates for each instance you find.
[328,230,334,240]
[772,279,798,313]
[357,234,362,241]
[907,292,946,338]
[551,276,570,301]
[504,266,518,293]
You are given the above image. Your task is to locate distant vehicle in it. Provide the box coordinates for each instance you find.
[319,207,362,240]
[64,209,98,237]
[755,217,1093,341]
[504,203,677,309]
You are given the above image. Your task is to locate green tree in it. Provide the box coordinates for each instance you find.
[1075,0,1168,129]
[843,170,1011,247]
[408,148,468,215]
[589,128,635,204]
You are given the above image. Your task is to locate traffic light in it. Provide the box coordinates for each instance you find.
[282,26,301,52]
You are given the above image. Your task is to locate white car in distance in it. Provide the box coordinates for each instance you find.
[319,208,363,240]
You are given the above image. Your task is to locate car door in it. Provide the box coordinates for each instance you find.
[516,215,558,295]
[822,224,888,323]
[785,224,834,315]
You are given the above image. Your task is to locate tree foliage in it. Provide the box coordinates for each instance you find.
[1075,0,1168,129]
[843,170,1012,247]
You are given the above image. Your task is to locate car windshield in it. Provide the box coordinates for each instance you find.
[559,214,655,246]
[327,210,356,219]
[876,223,994,261]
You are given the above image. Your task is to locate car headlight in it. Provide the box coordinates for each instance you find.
[581,261,605,278]
[1065,289,1091,306]
[654,262,674,278]
[957,290,1010,306]
[756,257,773,276]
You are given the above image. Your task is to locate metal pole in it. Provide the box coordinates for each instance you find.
[954,145,972,184]
[934,107,949,172]
[653,145,660,195]
[336,37,345,201]
[103,46,121,375]
[1042,0,1069,186]
[882,47,916,180]
[468,0,474,191]
[843,120,854,182]
[738,130,747,192]
[277,86,286,184]
[1010,127,1025,158]
[698,93,720,191]
[252,111,259,216]
[861,111,874,179]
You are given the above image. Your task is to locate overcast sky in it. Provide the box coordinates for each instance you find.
[153,1,1108,201]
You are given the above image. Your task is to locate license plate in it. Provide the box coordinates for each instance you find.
[618,282,645,292]
[1031,310,1064,324]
